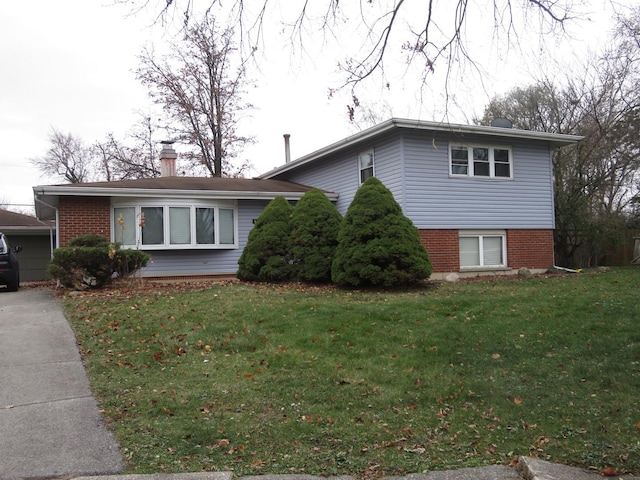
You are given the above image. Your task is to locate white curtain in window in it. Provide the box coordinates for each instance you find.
[114,207,136,245]
[219,209,234,244]
[170,207,191,244]
[483,236,503,265]
[460,237,480,267]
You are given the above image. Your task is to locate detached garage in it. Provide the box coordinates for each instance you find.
[0,209,54,281]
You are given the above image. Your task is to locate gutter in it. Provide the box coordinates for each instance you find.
[32,186,338,202]
[34,196,59,252]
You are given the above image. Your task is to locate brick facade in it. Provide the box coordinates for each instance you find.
[506,229,555,270]
[419,228,554,273]
[58,196,111,247]
[419,229,459,273]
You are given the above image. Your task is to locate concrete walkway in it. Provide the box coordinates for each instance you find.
[0,288,637,480]
[0,287,123,480]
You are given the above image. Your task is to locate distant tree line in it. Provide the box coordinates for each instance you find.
[477,8,640,267]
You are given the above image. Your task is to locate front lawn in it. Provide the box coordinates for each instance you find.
[63,269,640,477]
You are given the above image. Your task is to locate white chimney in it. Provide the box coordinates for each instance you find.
[283,134,291,164]
[160,141,177,177]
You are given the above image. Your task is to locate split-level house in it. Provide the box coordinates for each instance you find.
[33,118,581,279]
[261,118,582,277]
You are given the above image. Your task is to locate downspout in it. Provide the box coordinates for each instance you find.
[34,196,59,253]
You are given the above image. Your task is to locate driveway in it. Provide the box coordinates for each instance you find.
[0,287,123,479]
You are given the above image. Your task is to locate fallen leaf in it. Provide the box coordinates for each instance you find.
[514,397,523,405]
[600,466,621,476]
[491,353,501,359]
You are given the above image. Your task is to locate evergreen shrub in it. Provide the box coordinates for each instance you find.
[290,189,342,282]
[331,177,432,287]
[237,196,293,282]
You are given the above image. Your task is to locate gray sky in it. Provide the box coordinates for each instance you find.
[0,1,625,211]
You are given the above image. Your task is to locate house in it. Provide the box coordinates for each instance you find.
[260,118,582,277]
[33,119,581,279]
[0,209,55,281]
[33,143,335,278]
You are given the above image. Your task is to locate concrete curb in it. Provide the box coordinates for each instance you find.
[72,458,640,480]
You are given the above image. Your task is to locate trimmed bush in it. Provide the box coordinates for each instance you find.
[331,177,432,288]
[68,233,111,248]
[290,188,342,282]
[237,196,294,282]
[48,235,150,289]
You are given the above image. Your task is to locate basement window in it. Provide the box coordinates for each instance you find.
[459,230,507,269]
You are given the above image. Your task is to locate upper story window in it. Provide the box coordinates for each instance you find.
[359,149,375,184]
[113,201,237,250]
[450,144,512,179]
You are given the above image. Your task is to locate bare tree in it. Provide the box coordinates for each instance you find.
[31,128,93,183]
[95,116,162,181]
[119,0,579,112]
[477,8,640,267]
[136,14,253,177]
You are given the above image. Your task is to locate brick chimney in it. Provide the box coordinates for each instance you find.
[159,141,177,177]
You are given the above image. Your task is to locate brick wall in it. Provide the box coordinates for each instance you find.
[58,196,111,246]
[419,229,459,272]
[507,229,554,270]
[419,228,554,273]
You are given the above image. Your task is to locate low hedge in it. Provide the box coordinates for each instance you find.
[48,235,149,289]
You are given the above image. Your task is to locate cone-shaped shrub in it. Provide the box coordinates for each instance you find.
[237,196,294,282]
[331,177,432,287]
[290,188,342,282]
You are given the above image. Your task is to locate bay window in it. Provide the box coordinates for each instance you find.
[113,201,237,249]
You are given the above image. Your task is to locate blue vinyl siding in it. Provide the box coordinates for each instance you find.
[271,129,555,229]
[401,132,555,229]
[139,200,268,276]
[274,134,403,214]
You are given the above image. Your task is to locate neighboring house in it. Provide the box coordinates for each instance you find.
[260,118,582,277]
[33,143,335,278]
[0,209,55,281]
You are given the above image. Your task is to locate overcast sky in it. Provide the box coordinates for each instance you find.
[0,1,627,211]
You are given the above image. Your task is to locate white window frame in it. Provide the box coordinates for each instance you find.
[358,149,375,185]
[459,230,507,269]
[449,144,513,179]
[111,199,238,250]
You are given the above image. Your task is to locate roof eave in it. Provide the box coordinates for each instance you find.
[260,118,584,178]
[33,185,336,200]
[32,186,338,221]
[0,225,53,234]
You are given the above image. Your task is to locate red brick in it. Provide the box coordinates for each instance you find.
[58,196,111,246]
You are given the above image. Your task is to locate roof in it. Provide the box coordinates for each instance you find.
[0,208,54,234]
[33,176,336,220]
[260,117,584,179]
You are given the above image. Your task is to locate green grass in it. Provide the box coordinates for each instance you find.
[63,269,640,477]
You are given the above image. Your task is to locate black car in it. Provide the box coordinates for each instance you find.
[0,232,22,291]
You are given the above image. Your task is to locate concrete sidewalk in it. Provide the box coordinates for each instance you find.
[0,288,637,480]
[0,287,123,480]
